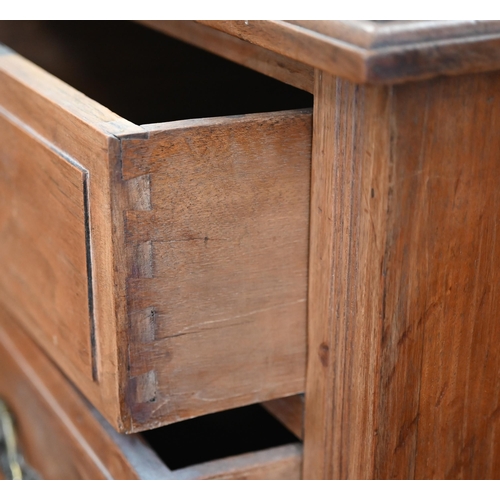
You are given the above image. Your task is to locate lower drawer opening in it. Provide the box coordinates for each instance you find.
[0,20,312,125]
[141,403,300,472]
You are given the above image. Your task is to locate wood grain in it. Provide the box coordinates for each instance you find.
[394,70,500,480]
[140,21,313,93]
[199,21,500,85]
[303,72,388,479]
[262,395,304,440]
[304,68,500,479]
[119,110,311,430]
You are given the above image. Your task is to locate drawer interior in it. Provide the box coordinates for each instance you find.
[141,403,299,471]
[0,20,312,125]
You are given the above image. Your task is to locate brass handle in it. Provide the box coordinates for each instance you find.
[0,399,39,480]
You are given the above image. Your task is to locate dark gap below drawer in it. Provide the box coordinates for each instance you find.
[140,403,300,471]
[0,20,313,125]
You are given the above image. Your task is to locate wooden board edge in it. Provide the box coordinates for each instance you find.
[302,70,390,479]
[0,43,143,137]
[289,21,500,49]
[172,443,303,480]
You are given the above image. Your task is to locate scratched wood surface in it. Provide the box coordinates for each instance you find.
[303,69,500,479]
[119,110,311,430]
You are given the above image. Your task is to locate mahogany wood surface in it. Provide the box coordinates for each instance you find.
[303,68,500,479]
[3,20,500,479]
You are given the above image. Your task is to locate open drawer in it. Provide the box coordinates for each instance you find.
[0,22,312,432]
[0,306,302,479]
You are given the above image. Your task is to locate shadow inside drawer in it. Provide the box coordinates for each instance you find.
[0,20,312,125]
[140,404,299,471]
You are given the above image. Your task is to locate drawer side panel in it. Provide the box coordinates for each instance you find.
[121,110,311,430]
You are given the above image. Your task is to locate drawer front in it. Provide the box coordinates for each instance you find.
[0,45,140,429]
[0,41,311,432]
[0,105,94,380]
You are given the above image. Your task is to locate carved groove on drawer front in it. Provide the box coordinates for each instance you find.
[82,166,97,381]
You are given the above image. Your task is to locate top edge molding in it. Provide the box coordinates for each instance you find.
[195,20,500,85]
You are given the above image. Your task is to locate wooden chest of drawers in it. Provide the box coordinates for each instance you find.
[0,23,311,433]
[2,20,500,479]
